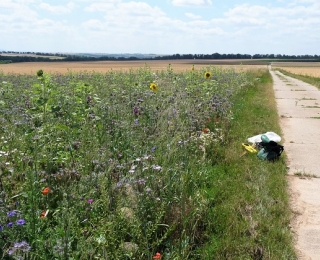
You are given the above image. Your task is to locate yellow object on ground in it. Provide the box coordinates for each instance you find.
[242,143,257,153]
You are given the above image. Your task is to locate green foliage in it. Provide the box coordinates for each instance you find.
[199,69,296,259]
[0,67,295,259]
[0,60,12,64]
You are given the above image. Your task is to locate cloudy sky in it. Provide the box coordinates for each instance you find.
[1,0,319,55]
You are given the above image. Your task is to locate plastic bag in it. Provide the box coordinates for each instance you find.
[247,132,281,144]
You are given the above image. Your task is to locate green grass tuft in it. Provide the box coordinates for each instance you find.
[199,69,296,259]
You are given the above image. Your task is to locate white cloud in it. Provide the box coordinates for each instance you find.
[171,0,212,7]
[39,2,75,14]
[83,1,167,33]
[185,12,202,19]
[219,2,320,33]
[84,3,116,12]
[0,0,319,54]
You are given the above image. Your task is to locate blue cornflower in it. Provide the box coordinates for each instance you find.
[0,225,3,231]
[7,222,13,227]
[16,219,26,225]
[7,210,16,217]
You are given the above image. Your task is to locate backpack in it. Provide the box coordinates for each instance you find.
[257,141,284,161]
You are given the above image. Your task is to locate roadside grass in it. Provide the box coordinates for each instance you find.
[275,68,320,89]
[0,67,296,259]
[199,69,296,259]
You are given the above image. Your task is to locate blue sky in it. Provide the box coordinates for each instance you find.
[1,0,319,55]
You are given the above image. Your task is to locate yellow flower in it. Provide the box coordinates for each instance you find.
[150,83,158,92]
[204,72,212,79]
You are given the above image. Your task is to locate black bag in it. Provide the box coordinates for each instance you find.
[259,141,284,161]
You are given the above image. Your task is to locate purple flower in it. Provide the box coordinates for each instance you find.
[88,113,95,119]
[116,182,122,188]
[151,146,156,153]
[7,222,13,227]
[16,219,26,225]
[0,225,3,231]
[137,179,146,185]
[134,119,139,125]
[9,241,31,254]
[7,210,16,217]
[133,106,139,115]
[173,109,178,117]
[87,199,93,204]
[16,241,31,252]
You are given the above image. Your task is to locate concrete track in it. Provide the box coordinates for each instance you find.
[271,67,320,260]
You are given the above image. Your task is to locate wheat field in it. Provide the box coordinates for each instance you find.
[272,62,320,77]
[0,59,268,74]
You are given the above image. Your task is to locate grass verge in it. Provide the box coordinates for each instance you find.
[275,68,320,89]
[199,69,297,259]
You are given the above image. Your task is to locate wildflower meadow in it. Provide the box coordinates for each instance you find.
[0,65,271,259]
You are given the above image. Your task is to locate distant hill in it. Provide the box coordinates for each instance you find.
[63,53,162,59]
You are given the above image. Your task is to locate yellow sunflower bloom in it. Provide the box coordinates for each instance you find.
[150,83,158,92]
[204,72,212,79]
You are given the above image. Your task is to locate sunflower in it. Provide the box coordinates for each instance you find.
[204,72,212,79]
[150,83,158,92]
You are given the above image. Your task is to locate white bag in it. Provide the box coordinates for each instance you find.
[247,131,281,144]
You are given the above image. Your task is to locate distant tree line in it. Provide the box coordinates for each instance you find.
[157,53,320,60]
[0,51,319,63]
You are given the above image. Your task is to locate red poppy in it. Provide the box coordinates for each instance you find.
[41,187,50,195]
[202,128,210,133]
[153,252,161,259]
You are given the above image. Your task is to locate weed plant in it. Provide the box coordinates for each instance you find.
[0,66,295,259]
[275,68,320,89]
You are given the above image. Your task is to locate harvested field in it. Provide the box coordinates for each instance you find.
[272,62,320,77]
[0,59,268,74]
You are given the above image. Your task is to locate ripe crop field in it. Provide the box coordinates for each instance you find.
[0,59,268,74]
[272,62,320,77]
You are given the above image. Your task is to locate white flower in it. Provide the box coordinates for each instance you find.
[152,165,162,171]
